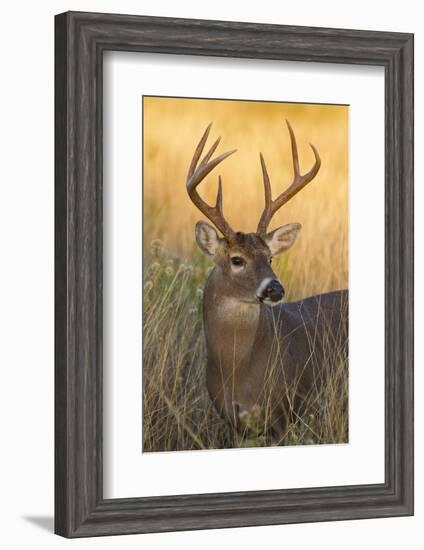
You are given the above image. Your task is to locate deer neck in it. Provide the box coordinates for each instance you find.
[202,267,266,370]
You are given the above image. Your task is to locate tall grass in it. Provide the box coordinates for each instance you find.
[142,97,349,452]
[143,243,348,451]
[143,243,232,451]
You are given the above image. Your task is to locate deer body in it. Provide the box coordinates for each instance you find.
[185,121,348,439]
[203,260,348,436]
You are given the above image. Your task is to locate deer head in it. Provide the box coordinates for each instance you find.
[186,121,321,306]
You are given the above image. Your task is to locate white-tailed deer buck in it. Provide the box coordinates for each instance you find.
[186,121,348,442]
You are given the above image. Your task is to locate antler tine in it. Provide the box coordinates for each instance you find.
[259,153,272,214]
[257,120,321,235]
[186,124,237,237]
[216,175,223,212]
[202,136,221,165]
[287,119,300,177]
[187,123,210,180]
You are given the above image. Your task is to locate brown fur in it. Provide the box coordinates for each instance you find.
[187,122,346,441]
[199,229,348,440]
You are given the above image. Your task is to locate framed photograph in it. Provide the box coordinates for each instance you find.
[55,11,414,537]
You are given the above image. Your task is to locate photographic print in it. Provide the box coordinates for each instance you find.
[143,96,349,452]
[55,13,413,536]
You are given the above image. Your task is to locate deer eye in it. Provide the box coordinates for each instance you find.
[269,257,273,264]
[231,256,245,267]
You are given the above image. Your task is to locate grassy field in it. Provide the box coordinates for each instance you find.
[142,97,349,452]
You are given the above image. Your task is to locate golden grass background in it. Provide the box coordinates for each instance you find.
[142,97,349,451]
[144,96,348,299]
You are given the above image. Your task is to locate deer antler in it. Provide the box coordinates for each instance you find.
[256,120,321,235]
[186,124,237,238]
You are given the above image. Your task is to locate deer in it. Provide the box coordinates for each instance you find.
[186,120,348,443]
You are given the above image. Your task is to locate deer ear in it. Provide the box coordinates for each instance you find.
[264,223,301,256]
[195,221,221,257]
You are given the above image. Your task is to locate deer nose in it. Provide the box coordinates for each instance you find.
[263,279,285,302]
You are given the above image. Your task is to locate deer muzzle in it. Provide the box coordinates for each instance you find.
[257,277,285,304]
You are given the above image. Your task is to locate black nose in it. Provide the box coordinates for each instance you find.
[263,279,285,302]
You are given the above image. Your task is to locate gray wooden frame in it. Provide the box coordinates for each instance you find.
[55,11,414,538]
